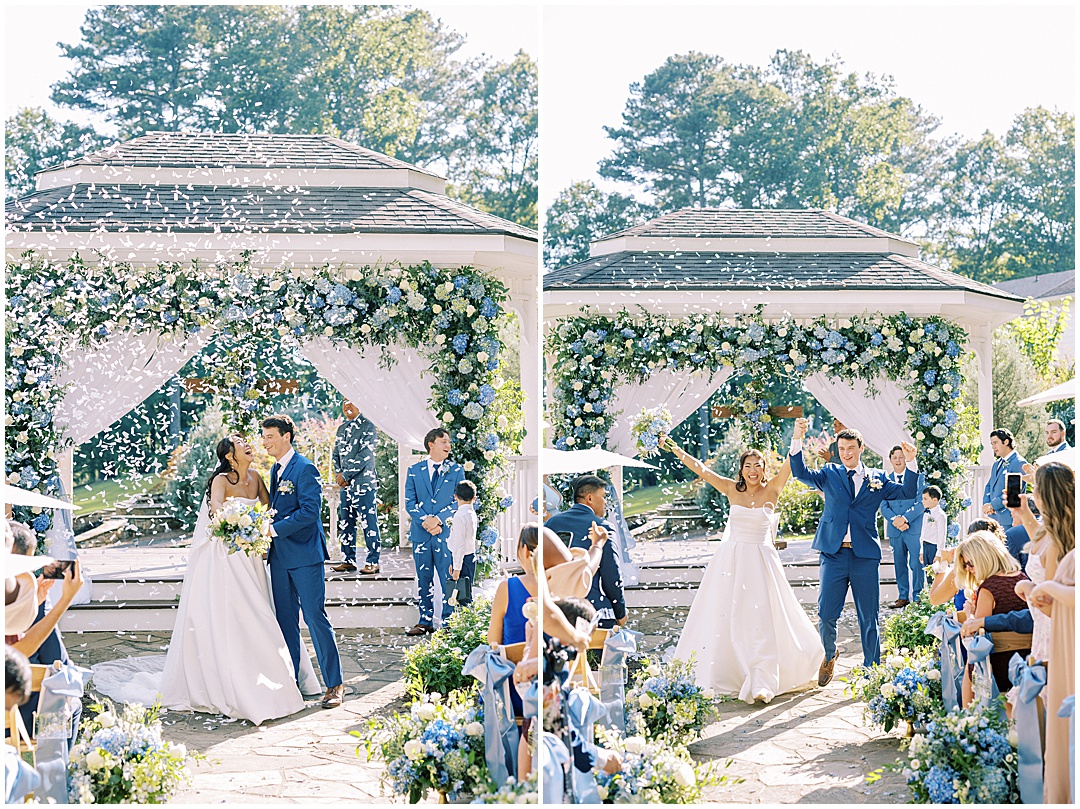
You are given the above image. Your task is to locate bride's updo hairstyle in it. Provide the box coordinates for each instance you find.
[734,449,768,492]
[205,436,241,498]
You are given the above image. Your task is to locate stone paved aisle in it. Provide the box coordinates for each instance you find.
[630,605,911,804]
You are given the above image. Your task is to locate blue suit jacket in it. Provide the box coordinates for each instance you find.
[791,450,919,559]
[1048,442,1072,454]
[334,414,378,497]
[404,459,464,547]
[269,452,329,569]
[983,452,1027,528]
[880,470,926,541]
[544,503,626,624]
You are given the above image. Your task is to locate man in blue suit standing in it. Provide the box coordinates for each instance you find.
[982,428,1027,529]
[262,414,344,708]
[789,418,919,685]
[330,400,381,574]
[404,427,465,636]
[880,445,926,609]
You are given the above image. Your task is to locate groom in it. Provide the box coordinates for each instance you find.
[789,417,919,685]
[262,414,345,708]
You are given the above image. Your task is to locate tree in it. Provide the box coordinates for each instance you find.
[449,51,538,228]
[5,107,107,200]
[543,180,655,269]
[1003,298,1073,384]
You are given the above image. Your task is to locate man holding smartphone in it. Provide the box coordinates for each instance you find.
[982,429,1027,528]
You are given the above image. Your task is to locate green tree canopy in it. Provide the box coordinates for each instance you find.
[543,180,655,269]
[5,107,107,199]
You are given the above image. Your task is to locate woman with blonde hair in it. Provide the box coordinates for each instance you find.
[954,530,1031,701]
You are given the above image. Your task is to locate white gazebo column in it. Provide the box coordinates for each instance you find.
[963,324,995,531]
[58,447,75,505]
[507,286,540,543]
[398,444,413,550]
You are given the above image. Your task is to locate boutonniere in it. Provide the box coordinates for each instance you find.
[868,477,884,491]
[279,480,295,494]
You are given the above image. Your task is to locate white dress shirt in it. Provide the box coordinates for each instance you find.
[274,448,296,480]
[447,502,477,571]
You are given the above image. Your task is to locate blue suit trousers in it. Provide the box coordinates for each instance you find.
[819,548,881,667]
[890,530,924,601]
[269,561,343,688]
[413,539,453,626]
[339,486,381,566]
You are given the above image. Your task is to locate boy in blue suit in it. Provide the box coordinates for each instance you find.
[880,445,926,609]
[789,418,919,684]
[981,428,1027,529]
[404,427,465,635]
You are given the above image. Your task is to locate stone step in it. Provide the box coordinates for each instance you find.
[75,518,130,547]
[87,574,420,604]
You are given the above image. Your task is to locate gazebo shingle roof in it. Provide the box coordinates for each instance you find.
[597,207,905,241]
[6,183,537,240]
[55,132,440,175]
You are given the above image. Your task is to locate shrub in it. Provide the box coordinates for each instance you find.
[882,588,943,657]
[403,598,492,700]
[776,479,823,536]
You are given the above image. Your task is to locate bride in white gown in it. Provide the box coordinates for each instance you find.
[664,438,825,704]
[92,435,320,725]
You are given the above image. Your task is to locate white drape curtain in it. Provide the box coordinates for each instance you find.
[300,338,438,450]
[55,330,212,446]
[607,367,734,456]
[803,372,913,459]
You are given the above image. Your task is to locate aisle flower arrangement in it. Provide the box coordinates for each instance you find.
[901,698,1019,804]
[625,655,722,746]
[209,499,275,556]
[68,701,197,804]
[845,648,943,733]
[881,589,946,656]
[472,771,538,804]
[403,599,492,700]
[357,690,490,803]
[594,729,730,804]
[629,406,672,458]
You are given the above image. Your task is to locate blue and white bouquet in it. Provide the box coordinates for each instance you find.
[68,700,197,804]
[845,648,943,734]
[471,771,537,803]
[209,498,275,556]
[626,655,722,745]
[356,690,489,803]
[629,406,672,458]
[902,698,1019,804]
[595,728,732,803]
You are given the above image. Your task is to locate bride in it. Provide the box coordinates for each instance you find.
[664,437,824,704]
[92,435,320,725]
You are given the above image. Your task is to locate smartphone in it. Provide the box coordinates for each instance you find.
[555,531,574,545]
[1005,472,1022,509]
[40,559,75,580]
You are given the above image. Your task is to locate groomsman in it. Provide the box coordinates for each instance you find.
[1045,418,1071,454]
[403,428,464,635]
[880,445,925,609]
[331,400,381,574]
[981,428,1027,529]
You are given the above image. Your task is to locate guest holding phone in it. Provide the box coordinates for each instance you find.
[982,428,1026,528]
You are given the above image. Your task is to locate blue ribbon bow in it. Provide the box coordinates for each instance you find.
[36,661,91,804]
[462,645,518,788]
[540,730,570,805]
[598,627,641,732]
[964,633,998,707]
[925,611,964,711]
[1060,694,1075,802]
[1008,653,1047,804]
[565,687,607,804]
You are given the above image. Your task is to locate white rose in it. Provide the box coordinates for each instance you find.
[12,392,23,402]
[442,412,454,423]
[465,722,484,737]
[477,352,489,363]
[623,736,646,754]
[430,692,442,703]
[484,450,495,461]
[17,432,28,444]
[463,461,475,472]
[404,739,425,760]
[572,381,584,391]
[496,415,508,430]
[926,669,940,681]
[86,750,107,771]
[97,712,117,728]
[432,304,442,314]
[24,372,37,385]
[701,688,716,701]
[6,472,21,485]
[565,436,575,446]
[880,684,897,699]
[225,512,240,526]
[574,418,584,426]
[1008,729,1019,748]
[346,267,361,281]
[360,323,372,334]
[646,663,661,677]
[416,703,437,721]
[269,279,283,292]
[638,692,654,709]
[239,514,253,528]
[596,785,609,801]
[10,345,24,357]
[434,333,446,344]
[583,403,593,412]
[172,744,187,759]
[466,304,476,316]
[675,763,696,788]
[910,758,920,770]
[887,656,905,669]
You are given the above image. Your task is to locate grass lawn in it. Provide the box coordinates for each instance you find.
[73,475,163,514]
[622,481,696,518]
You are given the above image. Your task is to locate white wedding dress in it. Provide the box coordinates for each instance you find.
[673,505,824,704]
[91,498,321,725]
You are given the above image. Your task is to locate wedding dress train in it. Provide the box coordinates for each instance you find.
[91,498,321,725]
[673,505,824,704]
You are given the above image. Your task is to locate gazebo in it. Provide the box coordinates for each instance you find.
[543,208,1025,528]
[7,132,539,552]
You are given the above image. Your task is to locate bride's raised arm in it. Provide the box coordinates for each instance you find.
[662,436,735,497]
[208,474,228,514]
[769,454,793,494]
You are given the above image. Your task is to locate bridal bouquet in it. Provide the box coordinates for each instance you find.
[625,655,722,746]
[901,698,1019,804]
[355,690,489,803]
[68,700,197,804]
[845,648,943,734]
[210,499,274,556]
[629,406,673,458]
[595,728,732,804]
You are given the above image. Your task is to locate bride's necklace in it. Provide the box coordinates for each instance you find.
[745,484,771,508]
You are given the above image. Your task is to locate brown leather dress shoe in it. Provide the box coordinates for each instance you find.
[359,564,380,575]
[406,624,433,636]
[321,684,344,708]
[889,598,910,609]
[331,562,357,573]
[818,654,837,687]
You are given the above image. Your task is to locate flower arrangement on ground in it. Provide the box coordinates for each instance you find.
[403,598,491,700]
[209,498,274,556]
[901,698,1019,804]
[68,700,197,804]
[471,771,538,804]
[629,406,672,458]
[625,655,722,746]
[594,729,733,804]
[845,648,943,733]
[882,588,945,656]
[356,690,489,803]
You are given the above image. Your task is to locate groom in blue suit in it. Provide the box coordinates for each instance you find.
[403,427,465,635]
[262,414,344,708]
[789,418,919,684]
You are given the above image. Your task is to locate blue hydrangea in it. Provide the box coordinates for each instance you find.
[232,275,256,296]
[477,385,496,406]
[482,433,499,451]
[822,348,845,365]
[20,467,40,489]
[327,284,356,307]
[486,359,499,371]
[870,332,884,346]
[620,328,636,339]
[451,334,469,355]
[307,294,326,311]
[33,514,50,533]
[747,323,765,342]
[469,282,486,300]
[434,312,452,330]
[944,410,959,427]
[162,311,179,324]
[570,340,584,355]
[961,497,972,508]
[919,414,934,427]
[446,389,465,407]
[386,286,402,304]
[95,324,110,337]
[924,370,937,386]
[90,727,127,757]
[924,765,959,803]
[480,297,499,318]
[499,496,514,509]
[947,522,961,538]
[453,275,468,289]
[480,527,498,545]
[949,449,962,462]
[945,340,960,357]
[323,306,355,326]
[554,437,568,450]
[463,402,484,420]
[823,330,845,348]
[132,295,149,310]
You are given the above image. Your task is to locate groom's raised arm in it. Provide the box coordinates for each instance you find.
[788,418,826,490]
[272,464,322,539]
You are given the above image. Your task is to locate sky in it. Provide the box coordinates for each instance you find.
[541,4,1076,205]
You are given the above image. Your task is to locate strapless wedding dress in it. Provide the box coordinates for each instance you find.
[673,505,824,704]
[91,498,321,725]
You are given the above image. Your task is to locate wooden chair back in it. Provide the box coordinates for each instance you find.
[5,664,48,756]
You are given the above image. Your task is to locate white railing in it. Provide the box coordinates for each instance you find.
[495,455,538,566]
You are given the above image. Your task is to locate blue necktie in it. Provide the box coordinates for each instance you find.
[847,469,856,499]
[431,463,441,491]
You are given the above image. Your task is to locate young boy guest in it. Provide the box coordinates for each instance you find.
[447,480,478,607]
